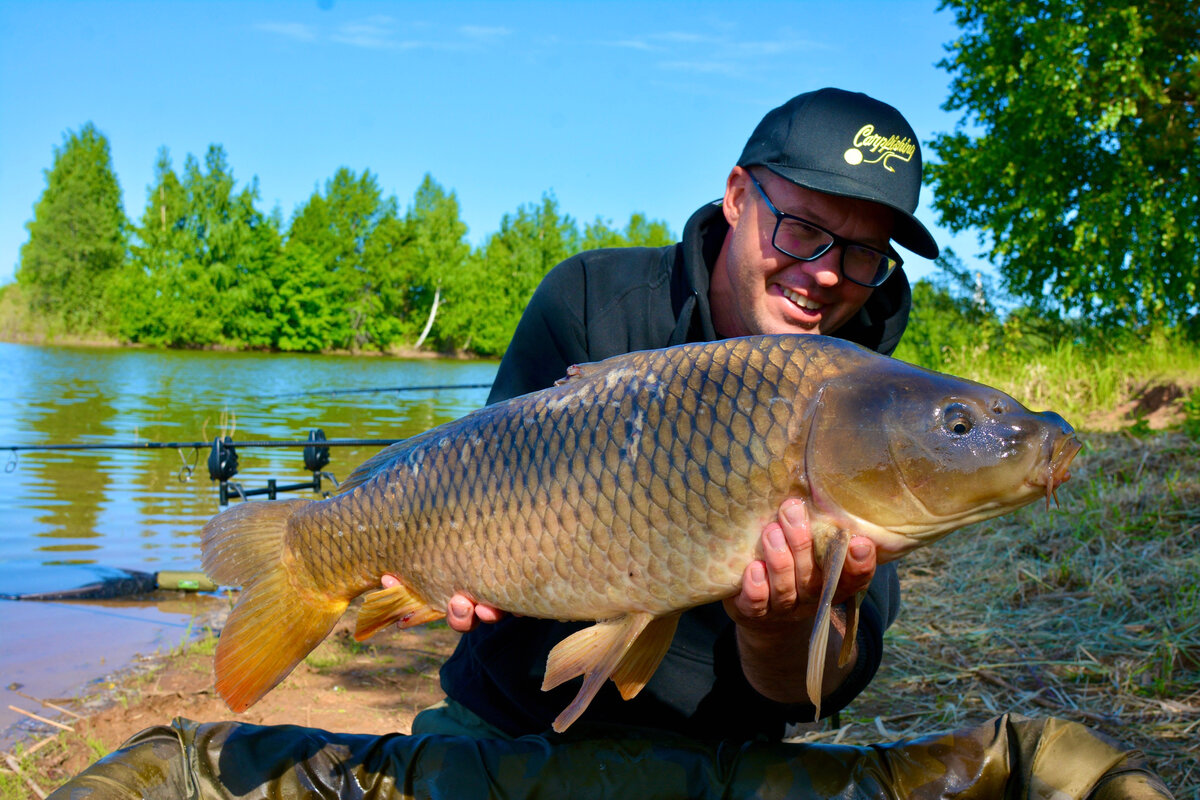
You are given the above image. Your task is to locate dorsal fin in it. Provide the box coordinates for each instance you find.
[554,361,606,386]
[335,440,409,495]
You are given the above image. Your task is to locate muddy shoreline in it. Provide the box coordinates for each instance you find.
[1,601,459,796]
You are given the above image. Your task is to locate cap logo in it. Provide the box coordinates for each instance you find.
[843,124,915,173]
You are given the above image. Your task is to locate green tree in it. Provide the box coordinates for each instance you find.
[283,168,401,351]
[582,212,675,251]
[401,174,470,349]
[894,251,1004,369]
[122,146,280,347]
[447,193,579,356]
[17,122,127,333]
[930,0,1200,330]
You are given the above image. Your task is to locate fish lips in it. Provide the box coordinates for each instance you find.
[1028,415,1083,507]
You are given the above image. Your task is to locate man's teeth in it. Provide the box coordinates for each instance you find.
[782,288,821,310]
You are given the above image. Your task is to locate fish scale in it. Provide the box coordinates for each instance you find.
[202,333,1080,732]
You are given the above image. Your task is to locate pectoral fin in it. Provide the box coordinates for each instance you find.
[543,611,657,732]
[838,590,865,668]
[806,529,850,722]
[354,581,444,640]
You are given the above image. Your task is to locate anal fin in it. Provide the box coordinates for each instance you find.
[806,529,850,722]
[542,612,655,733]
[354,580,444,641]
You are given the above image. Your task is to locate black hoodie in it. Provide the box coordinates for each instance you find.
[439,202,910,740]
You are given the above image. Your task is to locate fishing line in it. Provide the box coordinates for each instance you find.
[252,381,493,400]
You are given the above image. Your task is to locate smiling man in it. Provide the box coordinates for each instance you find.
[412,88,941,741]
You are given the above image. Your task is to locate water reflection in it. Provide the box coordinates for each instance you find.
[0,342,496,738]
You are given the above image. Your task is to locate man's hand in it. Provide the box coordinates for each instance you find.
[722,497,878,705]
[379,574,505,633]
[723,497,877,628]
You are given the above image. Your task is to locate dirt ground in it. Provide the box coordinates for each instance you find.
[3,610,459,797]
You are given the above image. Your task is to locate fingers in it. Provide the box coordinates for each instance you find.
[447,594,509,632]
[447,594,478,632]
[834,537,877,603]
[727,498,880,628]
[727,498,813,624]
[725,560,770,621]
[380,575,505,633]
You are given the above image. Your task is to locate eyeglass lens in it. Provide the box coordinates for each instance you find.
[773,218,894,286]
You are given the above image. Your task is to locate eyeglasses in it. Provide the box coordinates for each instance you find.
[747,172,901,288]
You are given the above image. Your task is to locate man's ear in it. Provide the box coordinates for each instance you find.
[723,166,751,228]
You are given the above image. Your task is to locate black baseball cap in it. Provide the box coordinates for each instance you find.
[737,88,939,259]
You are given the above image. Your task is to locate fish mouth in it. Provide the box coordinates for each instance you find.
[1032,434,1083,509]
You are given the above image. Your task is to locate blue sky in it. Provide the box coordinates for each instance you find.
[0,1,989,288]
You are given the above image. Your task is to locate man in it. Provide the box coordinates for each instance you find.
[400,87,939,740]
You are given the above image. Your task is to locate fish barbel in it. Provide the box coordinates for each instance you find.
[202,334,1081,731]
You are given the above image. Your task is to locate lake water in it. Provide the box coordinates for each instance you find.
[0,342,495,742]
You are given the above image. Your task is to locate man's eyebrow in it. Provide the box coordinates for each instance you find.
[785,202,892,252]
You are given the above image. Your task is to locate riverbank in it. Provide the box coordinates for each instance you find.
[2,430,1196,799]
[0,284,481,360]
[1,608,459,798]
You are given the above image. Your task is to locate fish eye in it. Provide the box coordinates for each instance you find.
[943,404,973,436]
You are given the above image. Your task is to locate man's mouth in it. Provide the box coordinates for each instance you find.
[781,287,822,311]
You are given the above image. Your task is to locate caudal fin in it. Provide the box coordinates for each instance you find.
[201,500,348,712]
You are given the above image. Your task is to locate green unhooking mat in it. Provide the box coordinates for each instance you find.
[47,713,1171,799]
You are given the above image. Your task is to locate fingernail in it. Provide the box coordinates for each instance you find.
[750,562,766,585]
[850,541,871,561]
[781,501,805,527]
[450,601,469,620]
[767,527,787,552]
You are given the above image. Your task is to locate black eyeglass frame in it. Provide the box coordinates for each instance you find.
[746,171,901,288]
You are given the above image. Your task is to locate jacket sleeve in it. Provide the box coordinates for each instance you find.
[487,257,590,405]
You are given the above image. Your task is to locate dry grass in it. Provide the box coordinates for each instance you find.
[800,431,1200,796]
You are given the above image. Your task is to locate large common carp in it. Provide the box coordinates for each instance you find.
[202,334,1080,731]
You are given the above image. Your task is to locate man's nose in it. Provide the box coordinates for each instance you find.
[801,247,843,287]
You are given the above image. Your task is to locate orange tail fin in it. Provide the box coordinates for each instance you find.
[201,499,347,712]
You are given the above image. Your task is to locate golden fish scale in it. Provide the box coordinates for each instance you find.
[287,336,834,619]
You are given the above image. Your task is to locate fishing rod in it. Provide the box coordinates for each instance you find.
[3,437,400,453]
[4,431,403,506]
[252,381,493,400]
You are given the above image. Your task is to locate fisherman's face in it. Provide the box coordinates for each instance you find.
[710,167,893,339]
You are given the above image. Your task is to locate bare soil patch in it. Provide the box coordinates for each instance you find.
[2,615,457,798]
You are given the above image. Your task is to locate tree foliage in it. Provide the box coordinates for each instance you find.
[14,127,677,355]
[18,122,126,333]
[930,0,1200,330]
[121,147,281,347]
[402,175,470,348]
[582,212,675,251]
[442,193,580,356]
[283,167,402,350]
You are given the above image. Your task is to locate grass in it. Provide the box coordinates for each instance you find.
[304,629,375,671]
[897,329,1200,429]
[810,431,1200,797]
